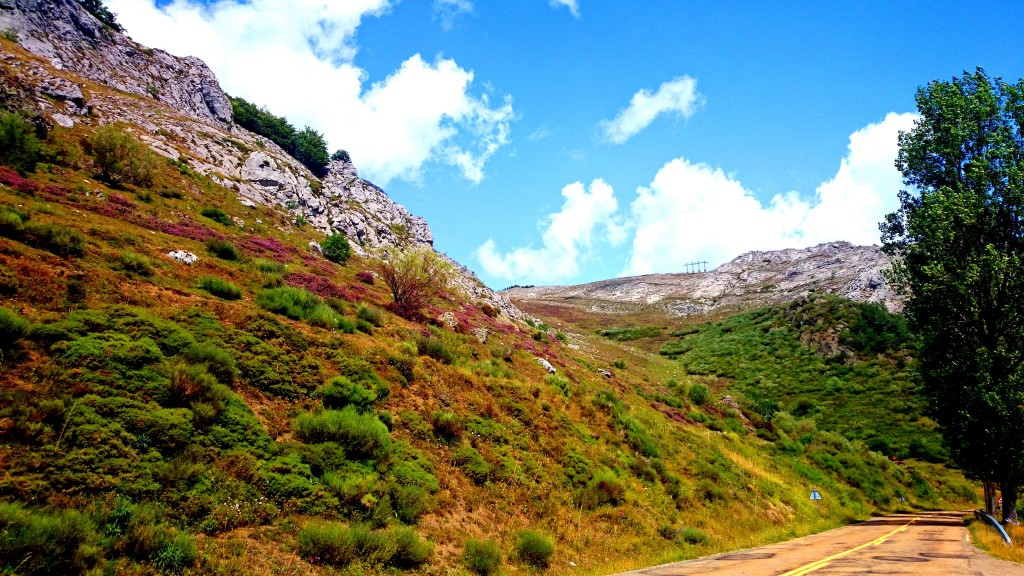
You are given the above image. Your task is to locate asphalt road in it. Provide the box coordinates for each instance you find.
[614,511,1024,576]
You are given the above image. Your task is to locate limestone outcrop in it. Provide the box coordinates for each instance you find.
[505,241,902,317]
[0,0,525,322]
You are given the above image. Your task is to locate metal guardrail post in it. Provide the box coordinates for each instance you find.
[975,509,1013,545]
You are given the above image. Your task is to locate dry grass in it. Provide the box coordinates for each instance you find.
[971,520,1024,564]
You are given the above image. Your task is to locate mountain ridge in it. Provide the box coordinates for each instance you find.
[506,241,901,318]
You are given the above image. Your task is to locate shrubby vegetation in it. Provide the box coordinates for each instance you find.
[0,112,41,174]
[322,233,352,264]
[230,96,331,176]
[86,124,157,186]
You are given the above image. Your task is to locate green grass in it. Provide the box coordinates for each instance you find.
[198,276,242,300]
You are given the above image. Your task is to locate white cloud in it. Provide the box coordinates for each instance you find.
[624,111,918,275]
[600,75,704,144]
[550,0,580,18]
[107,0,512,185]
[434,0,473,31]
[476,179,623,282]
[476,112,918,283]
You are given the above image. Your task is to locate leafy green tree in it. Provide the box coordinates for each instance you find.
[0,112,41,173]
[881,68,1024,522]
[229,96,330,176]
[76,0,123,31]
[321,233,352,264]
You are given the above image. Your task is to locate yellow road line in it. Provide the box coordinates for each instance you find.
[777,516,920,576]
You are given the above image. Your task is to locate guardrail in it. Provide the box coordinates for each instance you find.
[974,509,1012,545]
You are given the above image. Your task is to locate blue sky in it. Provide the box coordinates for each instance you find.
[109,0,1023,288]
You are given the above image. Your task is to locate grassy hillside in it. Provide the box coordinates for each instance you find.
[658,295,946,462]
[0,38,976,576]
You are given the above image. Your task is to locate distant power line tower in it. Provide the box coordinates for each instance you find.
[682,261,708,274]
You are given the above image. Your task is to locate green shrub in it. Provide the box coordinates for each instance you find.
[579,471,625,509]
[319,376,380,412]
[206,238,239,261]
[293,407,391,458]
[151,531,198,574]
[612,359,626,369]
[0,111,41,173]
[357,304,383,327]
[198,276,242,300]
[0,307,28,350]
[321,233,352,264]
[516,530,554,569]
[430,410,463,441]
[544,374,571,398]
[253,258,286,273]
[182,341,237,385]
[119,251,153,275]
[86,124,156,186]
[681,527,710,545]
[415,335,454,364]
[390,526,433,567]
[453,446,492,484]
[463,538,502,576]
[256,287,342,328]
[298,522,431,568]
[200,207,232,226]
[22,221,86,257]
[688,383,710,406]
[0,502,101,575]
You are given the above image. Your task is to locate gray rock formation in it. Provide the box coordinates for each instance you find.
[505,241,902,317]
[0,0,526,322]
[0,0,231,124]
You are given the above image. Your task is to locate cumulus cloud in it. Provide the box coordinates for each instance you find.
[550,0,580,18]
[476,179,623,283]
[624,111,919,275]
[107,0,513,185]
[476,112,918,284]
[600,75,704,144]
[434,0,473,31]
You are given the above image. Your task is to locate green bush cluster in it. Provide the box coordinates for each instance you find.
[205,238,239,261]
[256,286,346,329]
[298,522,432,568]
[321,233,352,264]
[0,206,86,257]
[415,335,455,364]
[200,207,232,226]
[292,407,391,458]
[319,375,388,412]
[0,111,41,173]
[463,538,502,576]
[198,276,242,300]
[118,251,153,275]
[86,124,157,186]
[516,530,554,569]
[230,97,331,176]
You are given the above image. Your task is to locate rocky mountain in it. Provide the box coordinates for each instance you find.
[0,0,523,319]
[505,241,901,317]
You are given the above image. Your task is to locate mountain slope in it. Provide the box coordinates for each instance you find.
[0,3,976,576]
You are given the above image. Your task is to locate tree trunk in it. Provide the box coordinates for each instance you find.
[1001,482,1019,524]
[985,480,997,516]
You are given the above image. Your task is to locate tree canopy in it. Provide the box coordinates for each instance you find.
[881,68,1024,522]
[230,97,331,177]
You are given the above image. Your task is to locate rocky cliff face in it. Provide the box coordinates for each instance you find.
[505,241,902,317]
[0,0,524,320]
